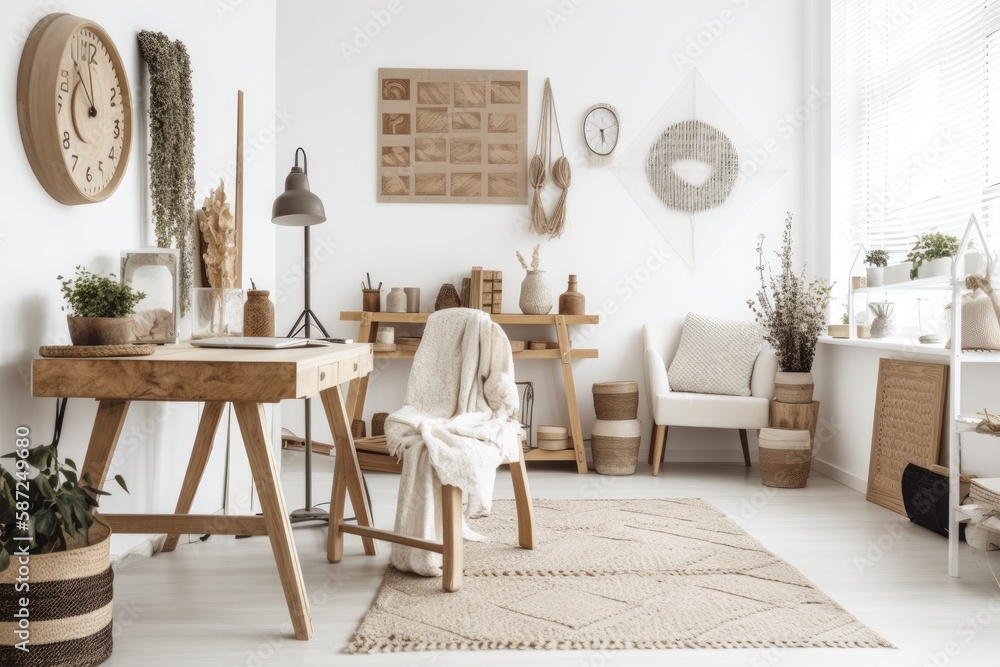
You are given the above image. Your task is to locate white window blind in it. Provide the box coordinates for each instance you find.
[833,0,995,262]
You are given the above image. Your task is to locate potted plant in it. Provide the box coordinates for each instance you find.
[59,266,145,345]
[748,212,833,404]
[965,240,984,277]
[906,232,959,280]
[1,443,127,665]
[864,249,890,287]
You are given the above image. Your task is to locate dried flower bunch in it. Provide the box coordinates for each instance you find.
[197,180,237,289]
[748,212,833,373]
[516,245,541,271]
[977,409,1000,436]
[138,31,196,315]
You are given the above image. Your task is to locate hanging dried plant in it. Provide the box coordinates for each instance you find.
[138,31,196,315]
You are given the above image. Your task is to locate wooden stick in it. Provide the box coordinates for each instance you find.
[234,90,244,289]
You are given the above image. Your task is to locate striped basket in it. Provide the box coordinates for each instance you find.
[0,522,114,666]
[592,381,639,421]
[971,478,1000,512]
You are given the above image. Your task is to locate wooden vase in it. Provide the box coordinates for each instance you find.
[558,274,585,315]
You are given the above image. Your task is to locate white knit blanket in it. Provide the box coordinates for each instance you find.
[384,309,521,576]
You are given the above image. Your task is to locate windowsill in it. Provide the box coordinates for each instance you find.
[818,336,949,356]
[818,336,1000,362]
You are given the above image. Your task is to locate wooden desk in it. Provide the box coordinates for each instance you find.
[31,343,376,641]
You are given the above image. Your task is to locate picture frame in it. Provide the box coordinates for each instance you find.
[121,248,180,344]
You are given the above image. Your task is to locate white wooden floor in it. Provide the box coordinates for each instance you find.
[105,451,1000,667]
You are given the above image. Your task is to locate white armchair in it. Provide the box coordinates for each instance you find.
[642,322,777,476]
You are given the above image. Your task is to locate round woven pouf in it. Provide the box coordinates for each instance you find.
[592,381,639,420]
[591,418,642,475]
[758,427,812,488]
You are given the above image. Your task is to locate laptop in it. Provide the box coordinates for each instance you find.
[191,337,344,350]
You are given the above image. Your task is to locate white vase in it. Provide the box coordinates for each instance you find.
[519,270,552,315]
[866,266,884,287]
[917,257,952,280]
[883,263,909,284]
[965,253,984,276]
[386,287,407,313]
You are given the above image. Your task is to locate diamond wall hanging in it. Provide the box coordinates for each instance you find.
[612,70,785,270]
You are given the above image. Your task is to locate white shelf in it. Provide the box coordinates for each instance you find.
[846,214,998,579]
[852,276,954,293]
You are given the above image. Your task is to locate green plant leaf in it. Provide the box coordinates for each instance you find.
[64,458,77,471]
[83,485,112,496]
[114,475,130,494]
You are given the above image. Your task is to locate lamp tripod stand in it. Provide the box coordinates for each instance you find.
[273,148,331,525]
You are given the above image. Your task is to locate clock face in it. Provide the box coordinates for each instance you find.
[17,14,132,205]
[57,27,127,198]
[583,105,620,156]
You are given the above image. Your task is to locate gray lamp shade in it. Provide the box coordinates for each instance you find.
[271,166,326,226]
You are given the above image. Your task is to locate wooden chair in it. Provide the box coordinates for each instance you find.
[326,312,535,592]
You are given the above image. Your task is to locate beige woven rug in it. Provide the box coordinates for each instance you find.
[349,499,892,653]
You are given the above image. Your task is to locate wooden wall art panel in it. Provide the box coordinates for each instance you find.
[866,359,949,516]
[377,68,528,204]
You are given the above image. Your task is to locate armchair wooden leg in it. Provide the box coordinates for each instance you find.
[647,422,657,464]
[651,425,667,477]
[739,429,751,467]
[508,458,535,550]
[441,484,463,592]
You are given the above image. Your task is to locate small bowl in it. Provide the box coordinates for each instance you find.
[528,341,548,350]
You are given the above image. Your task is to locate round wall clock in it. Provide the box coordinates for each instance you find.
[583,103,620,159]
[17,13,132,205]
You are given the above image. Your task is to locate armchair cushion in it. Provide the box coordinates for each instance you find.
[667,313,763,397]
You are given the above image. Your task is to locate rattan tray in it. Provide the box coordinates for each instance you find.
[39,344,157,358]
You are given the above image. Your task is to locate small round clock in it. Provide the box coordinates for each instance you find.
[583,104,620,158]
[17,13,132,205]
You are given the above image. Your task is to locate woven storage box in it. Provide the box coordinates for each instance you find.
[592,381,639,420]
[371,412,389,438]
[0,522,114,666]
[971,478,1000,512]
[591,418,642,475]
[537,425,571,451]
[758,428,812,488]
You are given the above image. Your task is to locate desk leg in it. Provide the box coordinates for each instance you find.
[345,312,376,422]
[81,399,131,492]
[163,401,226,553]
[320,385,377,560]
[233,401,313,641]
[555,316,588,474]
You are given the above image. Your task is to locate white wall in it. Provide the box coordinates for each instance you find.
[276,0,810,463]
[0,0,277,555]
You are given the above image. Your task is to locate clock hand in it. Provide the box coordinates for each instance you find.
[72,40,97,116]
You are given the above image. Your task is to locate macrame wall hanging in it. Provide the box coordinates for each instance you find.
[529,78,571,239]
[645,119,739,213]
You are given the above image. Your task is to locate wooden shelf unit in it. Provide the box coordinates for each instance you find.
[340,310,599,473]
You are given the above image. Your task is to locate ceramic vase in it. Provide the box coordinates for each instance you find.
[866,267,884,287]
[387,287,407,313]
[519,270,552,315]
[558,274,585,315]
[869,302,895,338]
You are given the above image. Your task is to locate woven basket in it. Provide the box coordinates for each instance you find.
[773,371,814,404]
[371,412,389,438]
[758,428,812,488]
[971,478,1000,512]
[592,381,639,421]
[0,522,114,666]
[591,418,641,475]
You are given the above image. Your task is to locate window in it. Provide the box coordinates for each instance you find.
[832,0,993,262]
